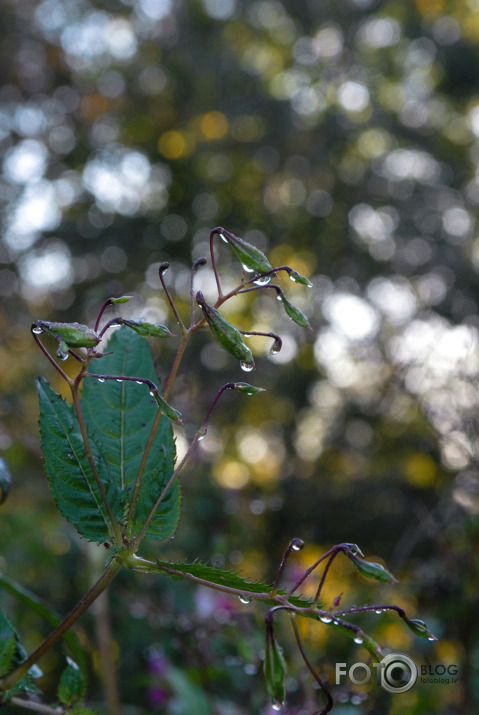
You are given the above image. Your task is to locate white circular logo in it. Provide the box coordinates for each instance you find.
[379,653,418,694]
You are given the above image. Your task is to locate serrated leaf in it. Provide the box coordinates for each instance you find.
[154,560,314,609]
[0,612,41,703]
[37,378,121,543]
[58,658,86,706]
[81,327,180,542]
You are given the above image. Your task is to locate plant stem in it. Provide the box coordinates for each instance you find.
[0,560,122,692]
[290,615,333,714]
[9,697,66,714]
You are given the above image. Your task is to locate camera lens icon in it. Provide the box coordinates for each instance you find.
[379,653,418,694]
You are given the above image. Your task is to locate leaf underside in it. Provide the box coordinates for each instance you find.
[37,327,180,544]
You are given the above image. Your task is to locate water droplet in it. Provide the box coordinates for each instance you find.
[240,361,254,372]
[353,634,363,645]
[136,380,143,385]
[375,609,382,615]
[427,636,436,641]
[116,379,123,383]
[276,294,283,302]
[32,326,43,334]
[254,275,272,286]
[271,698,284,711]
[291,538,304,551]
[98,378,105,383]
[149,389,157,396]
[198,428,208,441]
[58,351,69,361]
[241,263,255,274]
[219,233,228,244]
[270,345,280,355]
[243,333,252,338]
[320,615,333,624]
[238,595,252,605]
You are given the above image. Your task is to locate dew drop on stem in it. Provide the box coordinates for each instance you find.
[238,595,252,605]
[98,378,105,383]
[271,698,284,711]
[320,615,333,624]
[32,326,43,335]
[353,634,363,645]
[375,609,382,614]
[291,538,304,551]
[254,275,272,286]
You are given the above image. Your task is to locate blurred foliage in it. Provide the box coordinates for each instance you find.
[1,0,479,712]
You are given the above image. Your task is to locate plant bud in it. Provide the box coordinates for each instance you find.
[232,382,266,395]
[289,270,313,288]
[111,295,133,304]
[403,617,437,641]
[196,292,255,369]
[32,321,101,348]
[346,551,398,584]
[278,295,311,330]
[0,457,11,505]
[121,319,174,338]
[220,231,273,275]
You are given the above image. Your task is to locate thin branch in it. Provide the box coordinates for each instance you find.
[290,615,333,714]
[159,263,186,332]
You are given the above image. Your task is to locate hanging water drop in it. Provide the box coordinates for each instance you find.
[427,636,436,641]
[320,615,333,624]
[136,380,143,385]
[197,427,208,441]
[149,388,157,396]
[375,609,382,615]
[98,378,105,383]
[116,379,123,383]
[353,634,363,645]
[238,595,252,605]
[241,263,255,274]
[291,538,304,552]
[271,699,284,711]
[240,361,254,372]
[253,275,272,286]
[58,351,69,361]
[276,294,283,301]
[270,345,280,356]
[219,233,228,244]
[243,333,252,338]
[32,326,43,335]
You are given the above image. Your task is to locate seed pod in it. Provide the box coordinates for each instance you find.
[111,295,133,304]
[196,292,255,369]
[221,231,273,275]
[121,319,174,339]
[0,457,12,505]
[32,321,101,348]
[264,622,286,708]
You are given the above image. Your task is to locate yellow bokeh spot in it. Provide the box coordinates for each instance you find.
[213,459,249,489]
[377,621,412,650]
[404,453,437,487]
[157,130,187,159]
[200,111,229,140]
[463,14,479,43]
[415,0,443,15]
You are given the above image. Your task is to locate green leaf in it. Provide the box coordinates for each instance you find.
[278,294,312,330]
[232,382,266,395]
[288,270,313,288]
[0,612,16,678]
[37,378,121,543]
[121,319,174,339]
[0,612,41,703]
[58,658,86,706]
[0,457,11,505]
[346,552,398,584]
[81,327,180,542]
[264,623,286,708]
[0,575,85,670]
[154,560,314,609]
